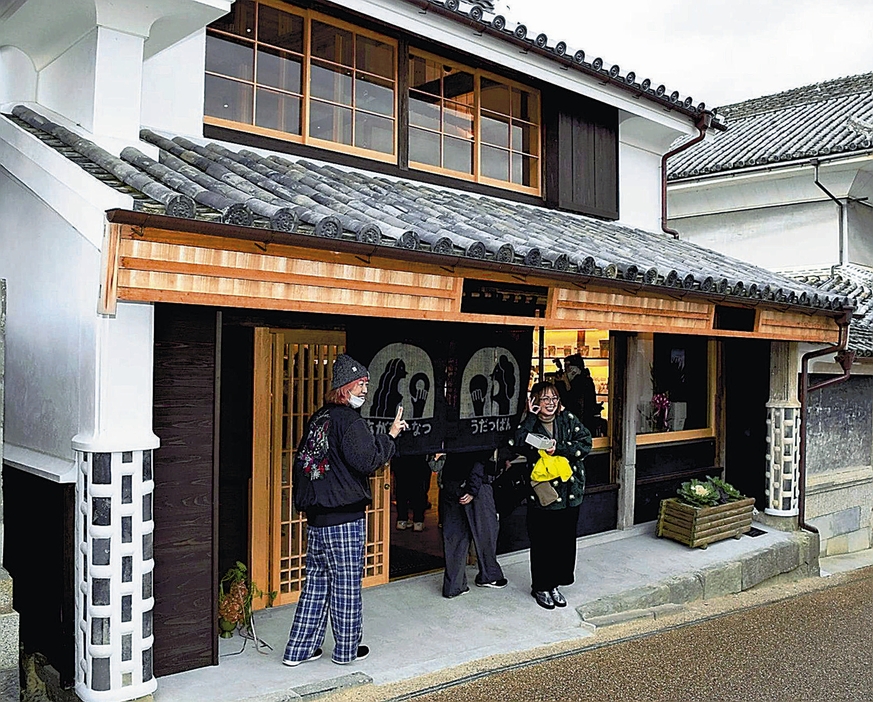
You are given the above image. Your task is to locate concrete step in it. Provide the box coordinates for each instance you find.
[577,531,819,627]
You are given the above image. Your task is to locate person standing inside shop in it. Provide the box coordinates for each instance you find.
[438,450,508,598]
[507,381,591,610]
[284,354,408,667]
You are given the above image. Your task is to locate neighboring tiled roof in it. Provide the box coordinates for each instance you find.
[668,73,873,179]
[787,264,873,356]
[4,104,849,315]
[410,0,718,126]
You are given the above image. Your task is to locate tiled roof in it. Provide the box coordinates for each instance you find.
[668,73,873,179]
[4,104,849,315]
[411,1,717,126]
[787,264,873,356]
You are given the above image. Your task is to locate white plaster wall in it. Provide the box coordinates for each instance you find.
[618,141,662,232]
[141,29,207,137]
[38,28,98,134]
[0,46,37,104]
[673,201,839,270]
[847,201,873,267]
[91,27,144,140]
[72,301,159,454]
[0,169,95,465]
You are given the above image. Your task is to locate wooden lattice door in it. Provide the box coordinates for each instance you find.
[250,328,391,608]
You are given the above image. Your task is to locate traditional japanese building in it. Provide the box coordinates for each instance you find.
[0,2,851,701]
[668,72,873,559]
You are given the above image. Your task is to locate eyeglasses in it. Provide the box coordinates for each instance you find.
[540,396,559,405]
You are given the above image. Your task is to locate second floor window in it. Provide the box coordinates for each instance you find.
[205,0,397,161]
[408,52,541,193]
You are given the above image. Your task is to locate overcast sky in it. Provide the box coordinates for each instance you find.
[499,0,873,109]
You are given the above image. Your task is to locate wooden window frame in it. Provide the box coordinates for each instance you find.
[204,0,399,164]
[635,338,717,447]
[407,48,542,196]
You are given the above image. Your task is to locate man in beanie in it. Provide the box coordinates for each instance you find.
[284,354,408,666]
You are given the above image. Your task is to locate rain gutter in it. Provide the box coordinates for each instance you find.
[797,309,855,534]
[662,112,712,238]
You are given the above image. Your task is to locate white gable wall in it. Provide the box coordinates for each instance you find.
[141,29,208,137]
[0,170,92,479]
[0,47,37,104]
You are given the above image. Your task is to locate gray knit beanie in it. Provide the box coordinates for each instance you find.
[331,354,369,390]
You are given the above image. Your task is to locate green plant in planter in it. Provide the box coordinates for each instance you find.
[677,476,745,508]
[218,561,265,639]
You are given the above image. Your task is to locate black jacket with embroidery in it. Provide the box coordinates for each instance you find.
[294,403,396,526]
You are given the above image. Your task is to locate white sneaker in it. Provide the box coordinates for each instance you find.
[412,521,424,532]
[396,520,411,530]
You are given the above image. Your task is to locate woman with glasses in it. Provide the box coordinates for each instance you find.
[506,381,592,610]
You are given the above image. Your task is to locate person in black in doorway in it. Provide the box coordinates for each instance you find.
[438,450,507,598]
[393,453,431,532]
[556,354,600,435]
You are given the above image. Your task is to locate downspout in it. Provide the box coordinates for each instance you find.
[810,158,847,265]
[662,112,713,238]
[797,309,855,534]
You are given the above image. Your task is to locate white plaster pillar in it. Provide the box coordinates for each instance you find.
[72,302,159,702]
[765,341,801,516]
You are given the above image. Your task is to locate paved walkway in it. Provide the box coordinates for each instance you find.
[153,522,848,702]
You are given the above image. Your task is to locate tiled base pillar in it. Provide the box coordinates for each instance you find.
[764,401,801,516]
[75,449,155,702]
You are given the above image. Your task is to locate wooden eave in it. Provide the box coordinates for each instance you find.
[102,209,840,343]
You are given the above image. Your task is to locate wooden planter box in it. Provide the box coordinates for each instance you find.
[656,497,756,549]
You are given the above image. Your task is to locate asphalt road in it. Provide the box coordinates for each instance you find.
[404,572,873,702]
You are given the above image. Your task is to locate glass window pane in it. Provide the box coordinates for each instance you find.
[444,136,473,174]
[443,69,474,102]
[512,122,538,154]
[310,59,353,105]
[443,102,473,139]
[512,153,538,187]
[480,77,511,115]
[256,88,301,134]
[257,47,302,94]
[408,55,442,96]
[409,127,440,166]
[209,0,255,37]
[257,5,303,52]
[481,144,510,181]
[635,334,709,434]
[309,100,352,145]
[355,112,394,154]
[409,92,441,130]
[311,20,353,66]
[357,35,394,79]
[481,111,509,147]
[204,74,253,123]
[355,73,394,116]
[206,34,253,81]
[512,87,538,122]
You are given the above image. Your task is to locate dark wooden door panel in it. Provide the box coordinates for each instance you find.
[152,305,217,677]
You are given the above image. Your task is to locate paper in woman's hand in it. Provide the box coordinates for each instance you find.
[525,433,556,451]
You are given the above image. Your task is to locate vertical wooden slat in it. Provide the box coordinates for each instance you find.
[249,328,273,600]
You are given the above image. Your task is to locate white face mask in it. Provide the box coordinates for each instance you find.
[348,394,365,409]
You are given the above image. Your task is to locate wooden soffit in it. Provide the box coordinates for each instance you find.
[100,212,841,344]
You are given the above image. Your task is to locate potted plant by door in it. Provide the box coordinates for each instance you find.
[657,476,755,549]
[217,561,263,638]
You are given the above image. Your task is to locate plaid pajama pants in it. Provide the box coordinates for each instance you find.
[283,518,366,665]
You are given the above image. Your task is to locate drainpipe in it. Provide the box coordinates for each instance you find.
[810,158,847,265]
[662,112,713,238]
[797,309,855,534]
